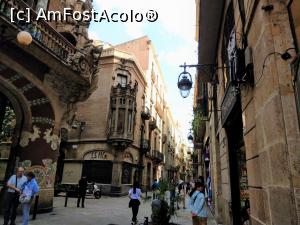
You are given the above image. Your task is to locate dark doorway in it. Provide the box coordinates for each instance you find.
[225,100,249,225]
[82,161,113,184]
[121,163,132,184]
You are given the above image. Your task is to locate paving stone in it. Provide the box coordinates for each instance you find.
[0,195,218,225]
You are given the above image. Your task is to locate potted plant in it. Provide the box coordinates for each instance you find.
[150,179,179,225]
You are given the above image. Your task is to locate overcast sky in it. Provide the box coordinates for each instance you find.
[89,0,197,142]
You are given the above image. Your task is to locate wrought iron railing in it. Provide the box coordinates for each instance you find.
[140,139,150,152]
[0,0,77,62]
[141,106,151,120]
[152,150,164,162]
[149,117,157,130]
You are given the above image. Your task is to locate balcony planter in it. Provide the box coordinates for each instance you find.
[149,117,157,130]
[141,106,151,120]
[150,180,179,225]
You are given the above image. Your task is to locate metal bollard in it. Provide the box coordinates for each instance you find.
[144,217,149,225]
[64,191,68,207]
[32,195,39,220]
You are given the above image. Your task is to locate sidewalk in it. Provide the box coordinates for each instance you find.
[0,195,218,225]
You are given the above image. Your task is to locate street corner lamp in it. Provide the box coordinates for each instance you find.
[187,131,194,143]
[177,62,193,98]
[17,31,32,46]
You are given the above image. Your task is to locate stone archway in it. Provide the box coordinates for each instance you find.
[0,64,60,211]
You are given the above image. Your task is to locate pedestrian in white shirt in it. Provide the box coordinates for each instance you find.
[128,181,142,225]
[3,167,27,225]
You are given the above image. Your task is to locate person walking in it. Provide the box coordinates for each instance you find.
[151,179,159,199]
[128,181,142,225]
[189,182,208,225]
[3,167,27,225]
[178,181,186,209]
[20,172,39,225]
[77,176,88,208]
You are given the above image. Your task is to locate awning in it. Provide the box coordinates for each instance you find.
[197,0,225,82]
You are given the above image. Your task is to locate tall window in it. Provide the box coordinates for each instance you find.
[289,0,300,50]
[289,0,300,127]
[117,109,125,133]
[222,1,235,89]
[117,75,127,87]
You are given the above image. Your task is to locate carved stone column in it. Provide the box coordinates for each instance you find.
[110,150,124,196]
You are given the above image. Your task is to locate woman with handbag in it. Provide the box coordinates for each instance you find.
[128,181,142,225]
[189,181,208,225]
[3,167,27,225]
[20,172,39,225]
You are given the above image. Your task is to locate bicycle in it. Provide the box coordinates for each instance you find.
[136,217,149,225]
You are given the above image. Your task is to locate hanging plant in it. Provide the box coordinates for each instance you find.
[192,110,205,143]
[0,106,16,143]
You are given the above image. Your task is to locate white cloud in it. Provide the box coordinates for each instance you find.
[88,31,101,40]
[92,0,197,138]
[159,43,198,68]
[93,0,196,42]
[124,22,144,38]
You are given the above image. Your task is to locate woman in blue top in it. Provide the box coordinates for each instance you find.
[189,181,208,225]
[21,172,39,225]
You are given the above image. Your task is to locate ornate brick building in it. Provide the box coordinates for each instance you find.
[0,0,101,211]
[56,36,185,195]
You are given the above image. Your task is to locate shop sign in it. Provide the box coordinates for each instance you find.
[83,150,113,160]
[221,83,238,126]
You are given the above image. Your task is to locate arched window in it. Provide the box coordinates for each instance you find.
[60,32,77,46]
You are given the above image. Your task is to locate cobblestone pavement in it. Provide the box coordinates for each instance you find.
[1,194,218,225]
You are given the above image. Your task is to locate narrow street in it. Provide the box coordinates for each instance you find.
[0,195,218,225]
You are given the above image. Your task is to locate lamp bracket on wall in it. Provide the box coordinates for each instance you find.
[179,63,229,84]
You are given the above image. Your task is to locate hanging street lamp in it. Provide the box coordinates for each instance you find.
[187,130,194,143]
[177,62,193,98]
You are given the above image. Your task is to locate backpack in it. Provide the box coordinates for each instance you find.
[178,183,184,191]
[152,182,157,190]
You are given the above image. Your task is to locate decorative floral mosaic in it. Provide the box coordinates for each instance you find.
[20,83,34,93]
[28,97,50,106]
[18,159,57,189]
[43,128,60,151]
[32,117,55,126]
[8,74,21,83]
[19,125,41,147]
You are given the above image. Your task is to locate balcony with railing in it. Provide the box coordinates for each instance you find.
[149,117,157,130]
[152,150,164,163]
[0,0,76,61]
[140,139,150,153]
[0,0,102,95]
[141,106,151,120]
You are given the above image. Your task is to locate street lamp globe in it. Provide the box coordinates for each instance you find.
[187,132,194,143]
[17,31,32,46]
[177,70,192,98]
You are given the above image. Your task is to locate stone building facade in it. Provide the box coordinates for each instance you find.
[195,0,300,225]
[116,36,180,189]
[58,47,147,196]
[0,0,100,211]
[57,37,183,194]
